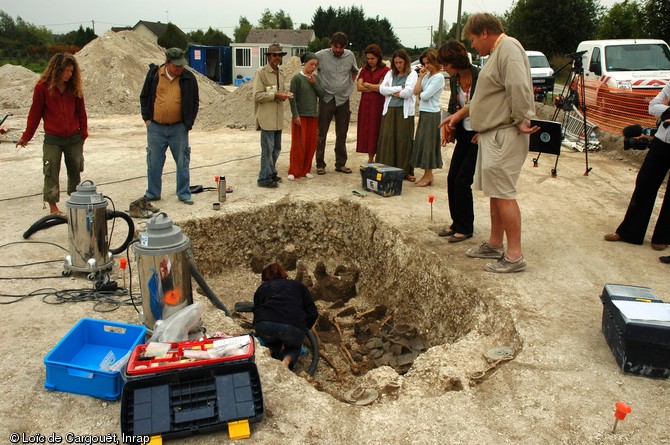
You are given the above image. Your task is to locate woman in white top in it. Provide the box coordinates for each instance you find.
[604,82,670,251]
[376,49,418,181]
[411,49,445,186]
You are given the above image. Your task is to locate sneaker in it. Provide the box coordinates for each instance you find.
[139,197,159,213]
[144,195,161,202]
[272,175,282,183]
[128,203,152,219]
[287,174,295,181]
[305,173,314,179]
[466,242,504,259]
[258,180,279,188]
[180,198,194,205]
[485,255,527,273]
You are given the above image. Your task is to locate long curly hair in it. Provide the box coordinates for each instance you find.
[38,53,84,98]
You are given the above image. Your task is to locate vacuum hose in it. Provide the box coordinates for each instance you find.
[189,259,232,317]
[23,214,68,239]
[106,210,134,255]
[23,210,134,255]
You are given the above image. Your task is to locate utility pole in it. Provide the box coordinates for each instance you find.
[456,0,463,41]
[429,26,433,47]
[91,20,95,34]
[437,0,444,48]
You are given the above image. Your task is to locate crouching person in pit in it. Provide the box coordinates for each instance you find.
[252,263,318,369]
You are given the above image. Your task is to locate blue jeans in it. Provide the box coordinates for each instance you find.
[254,320,305,365]
[146,122,191,200]
[258,130,281,184]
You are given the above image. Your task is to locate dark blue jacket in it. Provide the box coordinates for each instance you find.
[140,63,199,131]
[252,278,318,331]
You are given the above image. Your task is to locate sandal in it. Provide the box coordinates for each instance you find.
[405,175,416,182]
[335,166,353,174]
[438,228,455,237]
[448,233,473,243]
[317,168,326,175]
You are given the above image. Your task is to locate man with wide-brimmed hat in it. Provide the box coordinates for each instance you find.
[252,43,293,188]
[140,47,199,205]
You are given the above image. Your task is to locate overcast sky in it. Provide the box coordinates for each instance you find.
[0,0,620,49]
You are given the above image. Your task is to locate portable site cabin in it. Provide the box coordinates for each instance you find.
[231,29,315,83]
[188,45,232,85]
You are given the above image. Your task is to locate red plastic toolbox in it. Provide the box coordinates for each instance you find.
[120,335,263,440]
[126,335,254,376]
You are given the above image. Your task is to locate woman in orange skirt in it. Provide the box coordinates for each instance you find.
[288,53,325,180]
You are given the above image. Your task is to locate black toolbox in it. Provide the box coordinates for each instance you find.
[359,163,404,197]
[600,284,670,379]
[120,335,264,441]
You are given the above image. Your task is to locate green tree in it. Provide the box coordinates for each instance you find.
[310,6,399,53]
[157,22,188,49]
[56,25,96,48]
[188,27,231,46]
[597,1,644,39]
[234,17,252,43]
[257,9,293,29]
[505,0,602,59]
[312,7,339,40]
[0,11,52,53]
[644,0,670,42]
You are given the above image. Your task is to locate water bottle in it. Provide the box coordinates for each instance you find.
[217,175,226,203]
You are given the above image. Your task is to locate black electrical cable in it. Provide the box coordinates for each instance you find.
[0,240,68,280]
[0,288,58,304]
[0,154,262,203]
[0,275,67,280]
[41,287,135,312]
[0,259,62,268]
[0,240,67,252]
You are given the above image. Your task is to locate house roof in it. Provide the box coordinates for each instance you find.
[133,20,170,37]
[244,29,315,47]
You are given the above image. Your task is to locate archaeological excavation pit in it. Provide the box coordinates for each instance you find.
[179,199,521,402]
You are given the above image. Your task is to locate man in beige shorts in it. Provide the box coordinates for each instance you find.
[443,13,538,273]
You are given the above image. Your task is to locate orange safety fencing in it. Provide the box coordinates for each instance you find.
[577,78,661,135]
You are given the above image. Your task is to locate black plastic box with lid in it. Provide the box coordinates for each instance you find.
[600,284,670,379]
[359,163,404,197]
[120,336,264,440]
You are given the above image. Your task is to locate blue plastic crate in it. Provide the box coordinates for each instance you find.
[44,318,146,400]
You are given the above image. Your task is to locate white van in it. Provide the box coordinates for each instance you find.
[526,51,554,100]
[577,39,670,103]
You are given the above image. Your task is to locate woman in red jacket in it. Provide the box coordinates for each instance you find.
[17,53,88,216]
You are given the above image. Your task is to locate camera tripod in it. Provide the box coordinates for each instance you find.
[532,51,593,177]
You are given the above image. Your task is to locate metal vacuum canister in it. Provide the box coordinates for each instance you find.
[64,180,113,274]
[133,212,193,330]
[218,175,226,203]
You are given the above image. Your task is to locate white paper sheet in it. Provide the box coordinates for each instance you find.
[611,300,670,322]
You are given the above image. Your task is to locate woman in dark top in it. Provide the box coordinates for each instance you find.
[253,263,318,369]
[437,40,481,243]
